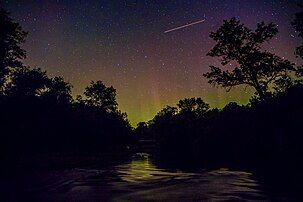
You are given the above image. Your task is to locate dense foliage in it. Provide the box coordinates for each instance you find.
[142,85,303,170]
[0,9,132,165]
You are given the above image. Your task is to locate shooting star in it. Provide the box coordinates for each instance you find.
[164,19,205,34]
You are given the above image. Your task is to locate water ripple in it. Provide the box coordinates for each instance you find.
[30,153,269,201]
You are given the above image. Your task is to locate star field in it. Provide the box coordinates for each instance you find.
[2,0,302,125]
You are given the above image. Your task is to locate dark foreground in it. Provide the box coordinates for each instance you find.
[1,153,299,201]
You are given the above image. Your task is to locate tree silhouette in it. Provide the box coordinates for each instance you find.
[177,97,210,115]
[203,17,295,99]
[4,66,72,103]
[152,105,178,123]
[5,67,49,98]
[83,80,118,112]
[42,76,73,103]
[0,9,133,168]
[0,8,27,86]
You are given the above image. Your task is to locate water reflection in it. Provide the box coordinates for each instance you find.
[29,153,269,201]
[112,153,268,201]
[115,153,195,183]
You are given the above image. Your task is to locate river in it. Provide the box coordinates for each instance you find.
[8,152,274,201]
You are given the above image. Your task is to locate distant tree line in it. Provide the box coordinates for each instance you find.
[0,8,132,166]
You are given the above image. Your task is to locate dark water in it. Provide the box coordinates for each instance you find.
[14,153,270,201]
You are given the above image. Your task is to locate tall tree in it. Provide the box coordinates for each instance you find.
[0,8,27,85]
[203,17,295,99]
[83,80,118,112]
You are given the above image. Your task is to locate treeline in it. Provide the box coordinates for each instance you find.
[135,7,303,174]
[137,86,303,169]
[0,8,132,163]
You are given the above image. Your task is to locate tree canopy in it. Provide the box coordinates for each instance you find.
[43,76,73,103]
[177,97,210,115]
[203,17,295,99]
[0,8,27,85]
[5,67,49,98]
[83,80,118,112]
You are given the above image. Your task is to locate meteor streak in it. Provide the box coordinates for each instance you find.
[164,19,205,34]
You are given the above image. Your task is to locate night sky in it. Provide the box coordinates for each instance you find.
[1,0,302,125]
